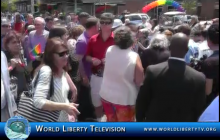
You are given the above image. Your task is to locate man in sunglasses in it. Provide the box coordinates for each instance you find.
[1,18,11,51]
[86,13,115,122]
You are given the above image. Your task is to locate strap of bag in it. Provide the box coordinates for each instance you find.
[33,67,54,99]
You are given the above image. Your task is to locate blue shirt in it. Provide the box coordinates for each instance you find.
[198,96,219,122]
[184,39,199,64]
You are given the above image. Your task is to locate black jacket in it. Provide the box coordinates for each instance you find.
[136,59,206,122]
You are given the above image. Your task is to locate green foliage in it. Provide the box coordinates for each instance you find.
[1,1,8,12]
[182,0,197,14]
[1,0,18,12]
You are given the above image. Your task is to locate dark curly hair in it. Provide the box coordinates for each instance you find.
[113,26,134,50]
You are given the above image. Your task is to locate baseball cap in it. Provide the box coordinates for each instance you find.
[27,25,35,30]
[112,19,123,29]
[1,18,11,26]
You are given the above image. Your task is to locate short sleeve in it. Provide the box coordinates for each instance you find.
[75,40,87,55]
[202,58,219,79]
[33,66,52,109]
[85,38,93,57]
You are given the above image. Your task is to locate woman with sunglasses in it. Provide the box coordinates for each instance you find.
[3,31,30,106]
[48,26,81,102]
[32,37,79,122]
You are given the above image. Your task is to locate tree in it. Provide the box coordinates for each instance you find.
[182,0,197,15]
[1,1,8,12]
[1,0,18,12]
[10,0,18,12]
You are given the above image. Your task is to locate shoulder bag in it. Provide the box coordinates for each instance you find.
[16,68,60,122]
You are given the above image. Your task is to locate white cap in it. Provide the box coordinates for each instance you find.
[1,18,11,26]
[27,25,35,30]
[54,18,59,22]
[112,19,123,29]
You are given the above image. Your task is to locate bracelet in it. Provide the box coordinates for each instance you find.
[8,66,13,71]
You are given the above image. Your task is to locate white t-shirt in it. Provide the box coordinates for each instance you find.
[99,45,139,105]
[198,40,213,59]
[33,66,70,122]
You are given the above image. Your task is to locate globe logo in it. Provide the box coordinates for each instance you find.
[4,116,31,140]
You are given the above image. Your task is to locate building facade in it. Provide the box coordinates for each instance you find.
[118,0,218,20]
[14,0,219,20]
[15,0,40,13]
[197,0,219,20]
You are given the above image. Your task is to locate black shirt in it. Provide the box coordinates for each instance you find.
[141,48,170,73]
[45,26,50,31]
[202,50,219,105]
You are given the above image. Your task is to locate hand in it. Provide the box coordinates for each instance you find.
[82,75,89,86]
[92,58,101,66]
[71,91,77,103]
[102,58,105,64]
[65,103,80,118]
[13,111,18,116]
[68,115,76,122]
[10,59,20,69]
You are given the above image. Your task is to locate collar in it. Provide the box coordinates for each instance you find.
[169,57,185,62]
[84,31,90,39]
[97,32,114,40]
[35,30,46,36]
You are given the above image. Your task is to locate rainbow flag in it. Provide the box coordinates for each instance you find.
[30,44,41,60]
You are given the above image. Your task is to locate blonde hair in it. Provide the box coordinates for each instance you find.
[68,25,85,40]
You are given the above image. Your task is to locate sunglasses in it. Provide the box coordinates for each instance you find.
[2,25,11,28]
[55,51,69,57]
[100,21,112,25]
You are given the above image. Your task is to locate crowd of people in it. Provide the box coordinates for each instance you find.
[1,11,219,122]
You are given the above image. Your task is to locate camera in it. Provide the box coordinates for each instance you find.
[190,55,208,72]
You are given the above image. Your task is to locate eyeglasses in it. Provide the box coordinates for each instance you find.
[55,50,69,57]
[34,23,42,26]
[100,21,112,25]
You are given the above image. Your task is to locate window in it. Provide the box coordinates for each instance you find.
[141,15,149,20]
[197,6,201,17]
[214,9,219,18]
[168,6,175,11]
[187,16,191,20]
[128,15,141,21]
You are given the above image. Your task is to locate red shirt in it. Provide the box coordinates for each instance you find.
[14,22,24,33]
[86,32,114,74]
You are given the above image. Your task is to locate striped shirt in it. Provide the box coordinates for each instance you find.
[32,66,70,122]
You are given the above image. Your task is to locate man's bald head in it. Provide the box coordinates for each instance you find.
[35,17,46,25]
[34,17,46,32]
[170,33,189,58]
